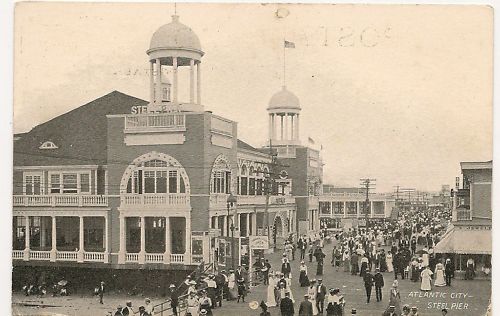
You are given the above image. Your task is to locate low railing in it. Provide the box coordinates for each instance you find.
[13,195,108,207]
[12,250,24,260]
[126,253,140,263]
[56,251,78,261]
[124,113,186,132]
[145,253,164,263]
[84,252,105,262]
[30,251,51,260]
[121,194,189,207]
[170,254,185,264]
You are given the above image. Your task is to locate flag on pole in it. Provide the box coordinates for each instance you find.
[284,40,296,48]
[308,137,315,144]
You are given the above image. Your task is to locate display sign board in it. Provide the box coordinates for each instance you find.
[249,236,269,250]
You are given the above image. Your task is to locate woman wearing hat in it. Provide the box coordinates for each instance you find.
[420,266,433,291]
[198,290,213,316]
[266,270,277,307]
[299,261,310,287]
[186,291,199,316]
[307,279,319,315]
[326,288,343,316]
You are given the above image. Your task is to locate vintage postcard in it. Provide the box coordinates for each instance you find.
[10,3,493,316]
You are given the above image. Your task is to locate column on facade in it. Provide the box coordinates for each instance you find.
[290,114,294,140]
[197,62,201,104]
[252,213,257,235]
[343,201,347,218]
[118,216,126,264]
[295,114,300,140]
[155,58,161,104]
[150,61,154,102]
[280,115,284,140]
[50,216,57,262]
[139,216,146,264]
[185,216,191,264]
[164,216,171,264]
[190,59,195,103]
[104,215,109,263]
[246,213,250,237]
[23,215,30,260]
[173,57,178,103]
[271,114,276,140]
[222,215,227,237]
[268,115,273,141]
[284,113,289,140]
[78,216,84,262]
[370,201,374,218]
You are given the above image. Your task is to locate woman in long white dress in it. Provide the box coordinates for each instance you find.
[286,277,295,303]
[434,262,446,287]
[420,266,433,291]
[266,272,277,307]
[307,280,319,315]
[228,271,236,300]
[385,251,393,273]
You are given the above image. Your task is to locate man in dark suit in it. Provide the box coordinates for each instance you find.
[316,279,327,313]
[280,291,295,316]
[374,268,384,302]
[97,281,105,304]
[169,284,179,316]
[444,258,454,286]
[299,294,313,316]
[282,257,292,279]
[363,271,374,304]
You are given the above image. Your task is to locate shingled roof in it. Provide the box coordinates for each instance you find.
[14,91,147,166]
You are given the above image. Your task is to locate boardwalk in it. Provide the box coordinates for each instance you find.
[13,239,490,316]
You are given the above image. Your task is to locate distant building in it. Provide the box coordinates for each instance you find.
[319,186,395,230]
[435,160,492,273]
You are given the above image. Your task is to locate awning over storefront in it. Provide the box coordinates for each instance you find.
[434,225,491,255]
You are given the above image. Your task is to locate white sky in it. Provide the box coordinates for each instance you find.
[13,3,493,192]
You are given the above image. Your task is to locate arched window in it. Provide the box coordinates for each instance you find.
[121,153,190,195]
[210,155,232,194]
[248,166,256,196]
[256,167,263,195]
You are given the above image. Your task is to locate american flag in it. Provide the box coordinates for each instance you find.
[284,40,296,48]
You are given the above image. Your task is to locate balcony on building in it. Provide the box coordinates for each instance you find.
[452,188,471,221]
[123,112,186,134]
[13,168,108,207]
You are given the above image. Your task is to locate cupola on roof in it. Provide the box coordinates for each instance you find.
[149,15,202,54]
[268,86,301,111]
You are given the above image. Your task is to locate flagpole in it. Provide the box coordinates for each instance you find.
[283,38,286,87]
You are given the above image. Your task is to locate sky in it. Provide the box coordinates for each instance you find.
[13,3,493,192]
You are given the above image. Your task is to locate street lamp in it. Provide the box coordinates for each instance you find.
[226,193,237,269]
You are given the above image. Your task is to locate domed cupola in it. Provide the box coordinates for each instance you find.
[267,86,301,146]
[146,15,204,112]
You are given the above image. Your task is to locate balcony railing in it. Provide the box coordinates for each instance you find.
[120,194,189,208]
[124,113,186,133]
[12,250,24,260]
[145,253,164,263]
[125,253,139,263]
[13,195,108,207]
[84,252,106,262]
[170,254,185,264]
[56,251,78,261]
[30,251,51,260]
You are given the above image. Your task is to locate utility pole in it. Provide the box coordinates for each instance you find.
[400,188,416,211]
[359,179,376,226]
[262,141,289,250]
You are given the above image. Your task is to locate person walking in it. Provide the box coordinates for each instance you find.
[434,261,446,287]
[363,270,374,304]
[444,258,454,286]
[307,279,319,315]
[316,248,326,276]
[262,259,271,285]
[144,298,155,316]
[386,251,394,273]
[97,281,105,304]
[282,257,292,279]
[266,271,278,307]
[316,279,327,314]
[420,266,433,291]
[280,291,295,316]
[169,284,179,316]
[386,280,402,315]
[374,268,384,302]
[299,294,314,316]
[299,261,310,287]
